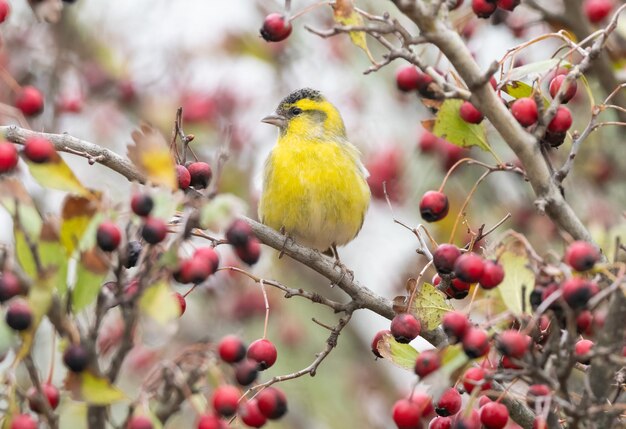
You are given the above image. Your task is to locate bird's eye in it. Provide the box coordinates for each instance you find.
[290,107,303,116]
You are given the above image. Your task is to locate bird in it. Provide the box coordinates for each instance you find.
[258,88,370,259]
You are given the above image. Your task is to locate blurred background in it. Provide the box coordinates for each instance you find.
[0,1,625,428]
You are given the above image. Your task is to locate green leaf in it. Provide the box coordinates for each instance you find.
[433,99,490,151]
[199,193,248,231]
[80,372,125,405]
[58,401,88,429]
[39,223,69,294]
[497,251,534,315]
[14,231,37,278]
[376,333,419,371]
[72,250,109,313]
[412,283,453,330]
[139,281,181,324]
[502,81,550,107]
[505,59,571,82]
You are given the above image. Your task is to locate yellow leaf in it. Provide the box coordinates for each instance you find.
[127,124,177,191]
[24,153,90,196]
[497,250,534,315]
[377,332,418,370]
[80,372,125,405]
[58,400,88,429]
[412,282,453,330]
[139,281,180,324]
[332,0,376,63]
[60,195,101,256]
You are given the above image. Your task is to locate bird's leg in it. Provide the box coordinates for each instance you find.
[330,244,354,284]
[278,226,293,259]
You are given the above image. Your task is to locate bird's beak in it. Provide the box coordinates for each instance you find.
[261,114,287,128]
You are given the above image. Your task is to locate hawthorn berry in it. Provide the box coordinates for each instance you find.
[0,142,19,173]
[497,0,520,11]
[96,221,122,252]
[141,217,168,244]
[172,292,186,316]
[197,414,225,429]
[240,399,267,428]
[565,241,600,271]
[453,253,484,283]
[226,219,253,247]
[547,106,573,133]
[218,335,247,363]
[392,398,422,429]
[444,278,472,300]
[430,417,452,429]
[459,101,483,124]
[574,339,594,364]
[576,310,594,335]
[235,238,261,265]
[247,338,277,370]
[9,414,37,429]
[549,74,577,103]
[435,387,461,416]
[411,393,434,416]
[131,193,154,217]
[396,66,421,92]
[583,0,613,23]
[433,244,462,275]
[63,344,89,372]
[23,136,55,163]
[511,97,538,127]
[500,355,522,370]
[390,313,422,343]
[212,385,240,417]
[15,86,44,116]
[193,246,220,274]
[126,416,153,429]
[472,0,497,18]
[177,257,211,284]
[542,130,566,148]
[526,384,551,408]
[414,349,441,378]
[188,161,212,189]
[442,311,470,343]
[480,402,509,429]
[27,383,60,413]
[453,409,481,429]
[176,164,191,190]
[562,277,599,309]
[260,13,292,42]
[419,191,449,222]
[0,0,10,23]
[496,329,530,359]
[419,131,439,153]
[371,329,391,358]
[5,299,33,331]
[462,366,491,393]
[479,260,504,289]
[257,387,288,419]
[235,359,259,386]
[0,271,22,302]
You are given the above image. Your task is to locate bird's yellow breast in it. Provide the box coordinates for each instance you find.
[259,136,370,251]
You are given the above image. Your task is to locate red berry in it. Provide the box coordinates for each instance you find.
[193,247,220,274]
[234,359,259,386]
[429,417,452,429]
[235,238,261,265]
[396,66,421,92]
[96,221,122,252]
[218,335,247,363]
[371,329,391,358]
[526,384,551,408]
[454,253,484,283]
[63,344,89,372]
[419,131,439,153]
[27,383,60,413]
[478,260,504,289]
[496,329,530,359]
[176,164,191,189]
[390,313,422,344]
[257,387,288,420]
[547,106,572,133]
[497,0,520,10]
[23,136,55,163]
[453,409,481,429]
[583,0,613,23]
[126,416,153,429]
[459,101,483,124]
[479,395,492,408]
[172,292,186,316]
[131,193,154,217]
[549,75,577,103]
[188,161,212,189]
[5,299,33,331]
[15,86,44,116]
[414,349,441,378]
[576,310,594,335]
[141,217,168,244]
[435,387,462,416]
[226,219,253,247]
[0,271,22,302]
[462,328,490,358]
[472,0,497,18]
[480,402,509,429]
[177,257,211,284]
[0,0,10,23]
[433,244,462,275]
[562,277,599,309]
[463,367,492,393]
[247,339,277,370]
[500,355,522,370]
[511,97,538,127]
[260,13,292,42]
[197,414,225,429]
[574,339,594,364]
[441,311,470,342]
[0,142,18,173]
[565,241,600,271]
[411,393,434,416]
[240,399,267,428]
[9,414,37,429]
[392,398,422,429]
[419,191,449,222]
[443,278,472,300]
[212,385,240,417]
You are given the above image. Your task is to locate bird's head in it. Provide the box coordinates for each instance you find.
[262,88,346,140]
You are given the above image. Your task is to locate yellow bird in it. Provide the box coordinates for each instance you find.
[259,88,371,257]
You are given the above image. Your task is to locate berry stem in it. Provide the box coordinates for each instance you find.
[0,67,22,93]
[288,1,330,22]
[259,279,270,340]
[407,260,433,310]
[47,332,57,384]
[448,169,491,244]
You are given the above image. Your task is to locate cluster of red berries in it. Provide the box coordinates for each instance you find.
[418,131,467,172]
[0,136,58,175]
[176,161,212,191]
[395,66,438,99]
[472,0,520,19]
[226,219,261,265]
